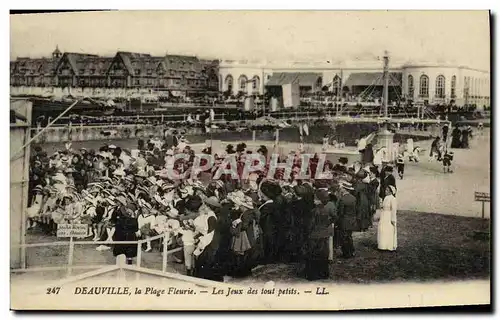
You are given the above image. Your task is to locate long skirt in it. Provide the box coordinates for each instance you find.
[451,136,461,148]
[113,231,138,258]
[304,238,330,281]
[377,210,397,251]
[195,247,223,282]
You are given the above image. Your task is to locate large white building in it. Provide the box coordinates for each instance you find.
[219,59,490,108]
[401,63,490,107]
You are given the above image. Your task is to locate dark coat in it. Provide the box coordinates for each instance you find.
[111,207,139,258]
[361,146,374,164]
[451,128,462,148]
[354,181,371,230]
[304,204,334,281]
[258,200,279,263]
[368,178,380,214]
[337,192,358,231]
[195,216,223,281]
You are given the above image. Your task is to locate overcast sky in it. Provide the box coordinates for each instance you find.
[10,10,490,70]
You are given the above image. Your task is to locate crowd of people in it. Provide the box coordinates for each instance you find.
[26,134,404,282]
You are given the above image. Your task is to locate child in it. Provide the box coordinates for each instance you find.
[442,150,454,173]
[408,146,421,163]
[396,152,405,179]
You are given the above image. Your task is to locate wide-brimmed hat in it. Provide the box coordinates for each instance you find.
[388,185,397,196]
[113,168,126,177]
[154,194,170,207]
[84,195,97,205]
[204,196,221,208]
[146,176,158,185]
[115,195,128,207]
[355,169,368,180]
[135,170,148,178]
[179,185,194,197]
[106,196,116,206]
[228,191,254,209]
[123,176,134,184]
[259,180,282,200]
[339,180,354,191]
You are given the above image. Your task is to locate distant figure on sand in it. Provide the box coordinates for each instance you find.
[429,136,442,161]
[442,149,454,174]
[461,127,470,148]
[322,134,329,152]
[442,123,449,142]
[451,125,462,148]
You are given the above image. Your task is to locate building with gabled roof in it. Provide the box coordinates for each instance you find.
[10,47,221,96]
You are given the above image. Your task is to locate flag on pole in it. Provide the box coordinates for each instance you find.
[299,124,303,136]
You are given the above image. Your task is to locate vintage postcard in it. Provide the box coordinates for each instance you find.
[10,10,491,311]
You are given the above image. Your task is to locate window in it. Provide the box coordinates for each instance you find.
[90,69,95,75]
[170,70,175,76]
[135,79,140,85]
[79,69,85,75]
[435,75,445,98]
[407,75,414,98]
[225,75,233,92]
[147,78,152,85]
[135,69,141,75]
[239,75,248,90]
[147,69,152,75]
[451,75,456,98]
[419,75,429,97]
[252,76,260,90]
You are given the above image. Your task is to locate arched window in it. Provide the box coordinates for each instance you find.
[238,75,248,90]
[435,75,445,98]
[225,75,233,92]
[252,76,260,90]
[419,75,429,97]
[451,75,456,98]
[407,75,414,98]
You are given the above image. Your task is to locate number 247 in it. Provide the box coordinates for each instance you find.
[46,287,61,294]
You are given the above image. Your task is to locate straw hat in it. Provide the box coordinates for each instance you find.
[116,195,128,207]
[106,196,116,206]
[228,191,254,209]
[339,180,354,191]
[135,170,148,178]
[113,168,126,177]
[388,185,397,196]
[204,196,221,208]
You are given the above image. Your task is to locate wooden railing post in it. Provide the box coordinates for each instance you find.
[162,234,169,273]
[67,236,74,277]
[136,241,142,268]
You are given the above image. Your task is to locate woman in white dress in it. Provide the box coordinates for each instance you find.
[377,185,398,251]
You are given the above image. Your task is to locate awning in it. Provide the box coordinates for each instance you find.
[344,72,401,87]
[266,72,322,87]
